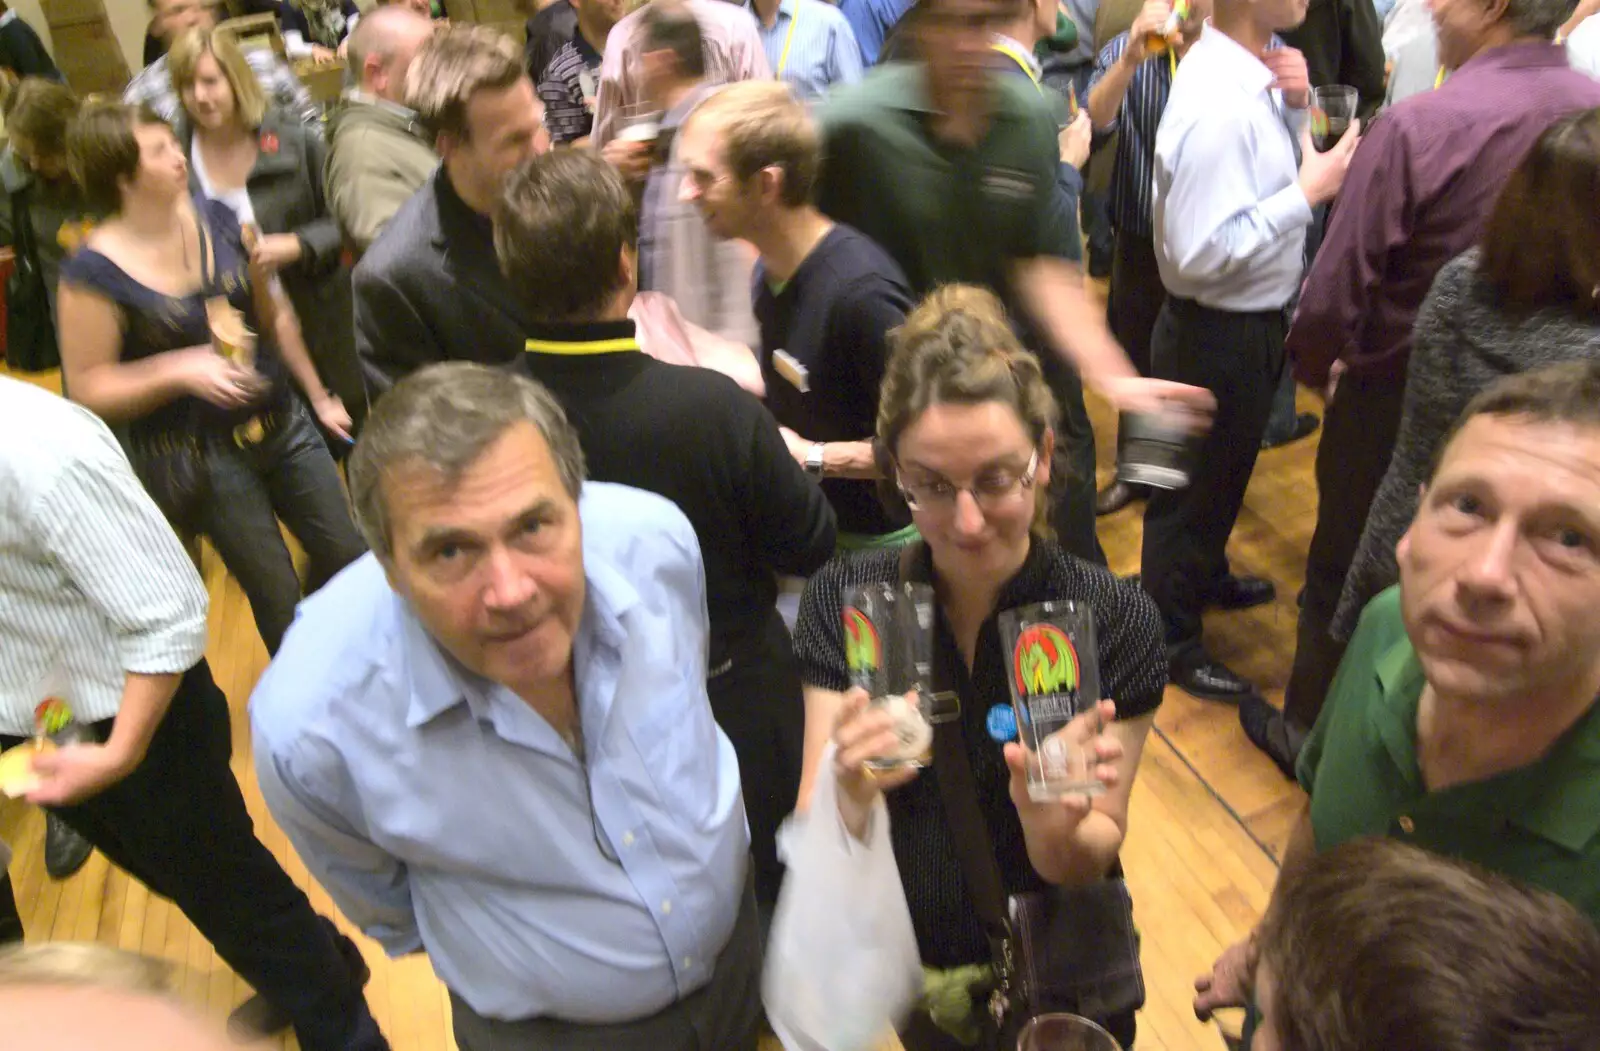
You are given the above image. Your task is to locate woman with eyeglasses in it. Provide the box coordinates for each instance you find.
[793,285,1166,1051]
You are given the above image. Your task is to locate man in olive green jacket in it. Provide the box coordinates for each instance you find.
[324,5,438,255]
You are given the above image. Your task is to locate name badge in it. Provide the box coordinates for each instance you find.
[772,349,810,392]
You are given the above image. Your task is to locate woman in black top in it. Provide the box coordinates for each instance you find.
[794,285,1166,1050]
[57,101,364,656]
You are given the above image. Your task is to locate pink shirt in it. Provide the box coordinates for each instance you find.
[591,0,771,148]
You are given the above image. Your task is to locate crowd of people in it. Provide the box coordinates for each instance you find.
[2,0,1600,1047]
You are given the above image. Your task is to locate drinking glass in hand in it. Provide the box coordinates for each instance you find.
[843,582,936,770]
[999,600,1103,801]
[1018,1013,1124,1051]
[1310,85,1358,152]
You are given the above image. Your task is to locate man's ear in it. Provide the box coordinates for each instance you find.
[619,243,638,290]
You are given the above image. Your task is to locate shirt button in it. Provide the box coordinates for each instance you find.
[683,956,694,969]
[1398,815,1415,834]
[622,831,635,848]
[661,899,673,915]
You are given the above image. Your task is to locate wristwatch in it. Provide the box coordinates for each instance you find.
[804,442,826,477]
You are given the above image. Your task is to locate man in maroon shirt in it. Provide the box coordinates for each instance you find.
[1243,0,1600,775]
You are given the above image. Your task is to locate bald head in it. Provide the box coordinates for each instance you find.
[5,985,236,1051]
[348,4,436,102]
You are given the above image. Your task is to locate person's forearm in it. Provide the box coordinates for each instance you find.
[796,687,842,815]
[269,294,332,403]
[1087,56,1137,130]
[821,439,881,480]
[1023,809,1124,885]
[68,353,202,423]
[1015,256,1137,393]
[104,671,180,774]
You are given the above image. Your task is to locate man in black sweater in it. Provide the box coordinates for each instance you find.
[495,149,837,915]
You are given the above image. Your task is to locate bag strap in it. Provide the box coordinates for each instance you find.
[10,181,39,273]
[896,544,1017,987]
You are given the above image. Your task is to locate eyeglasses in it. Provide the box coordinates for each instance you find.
[897,449,1040,512]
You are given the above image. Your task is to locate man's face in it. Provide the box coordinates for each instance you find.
[573,0,626,32]
[447,78,549,200]
[1260,0,1310,32]
[156,0,216,42]
[381,422,587,695]
[1397,414,1600,707]
[1427,0,1494,71]
[10,134,67,180]
[918,0,1012,97]
[676,117,761,240]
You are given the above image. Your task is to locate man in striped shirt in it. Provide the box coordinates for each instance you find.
[537,0,624,145]
[0,378,383,1051]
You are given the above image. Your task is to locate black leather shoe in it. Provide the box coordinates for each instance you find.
[44,813,93,880]
[1095,479,1148,516]
[227,931,371,1040]
[1201,574,1276,610]
[1239,694,1299,780]
[1170,649,1256,701]
[1261,412,1320,449]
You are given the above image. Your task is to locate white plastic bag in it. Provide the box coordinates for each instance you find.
[763,743,923,1051]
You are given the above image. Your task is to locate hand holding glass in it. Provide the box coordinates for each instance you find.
[1000,600,1104,801]
[843,582,935,770]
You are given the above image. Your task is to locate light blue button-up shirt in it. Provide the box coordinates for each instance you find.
[746,0,864,100]
[251,482,749,1024]
[1152,24,1312,312]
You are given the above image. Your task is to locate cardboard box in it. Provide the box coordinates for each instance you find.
[40,0,105,28]
[52,20,129,95]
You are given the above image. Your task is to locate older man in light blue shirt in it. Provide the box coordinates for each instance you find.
[1140,0,1358,704]
[251,363,760,1051]
[746,0,864,99]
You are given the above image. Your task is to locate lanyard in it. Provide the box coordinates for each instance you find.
[1434,65,1447,88]
[776,3,802,79]
[990,39,1041,87]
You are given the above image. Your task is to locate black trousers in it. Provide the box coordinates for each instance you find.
[1141,297,1285,651]
[1107,229,1164,378]
[1045,359,1107,566]
[449,876,763,1051]
[1282,372,1407,730]
[0,873,21,945]
[708,609,804,910]
[0,660,385,1051]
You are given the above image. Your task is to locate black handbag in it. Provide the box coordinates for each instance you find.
[5,182,61,373]
[898,544,1146,1046]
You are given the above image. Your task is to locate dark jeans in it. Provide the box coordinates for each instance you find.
[0,873,21,945]
[1282,372,1407,731]
[708,610,804,910]
[1141,297,1285,651]
[195,398,366,655]
[0,661,386,1051]
[1046,359,1107,566]
[449,875,763,1051]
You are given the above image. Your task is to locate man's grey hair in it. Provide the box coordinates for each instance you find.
[1504,0,1575,38]
[348,363,587,559]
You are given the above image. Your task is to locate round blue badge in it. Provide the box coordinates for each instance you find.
[986,704,1018,743]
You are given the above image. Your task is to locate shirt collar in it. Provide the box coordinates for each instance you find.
[1189,22,1274,96]
[1452,39,1574,78]
[991,34,1043,80]
[0,10,18,27]
[523,318,640,356]
[343,88,418,121]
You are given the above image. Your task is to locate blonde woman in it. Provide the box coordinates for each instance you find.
[793,285,1166,1050]
[168,27,363,428]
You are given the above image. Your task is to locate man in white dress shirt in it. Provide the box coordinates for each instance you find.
[0,378,383,1051]
[1142,0,1356,700]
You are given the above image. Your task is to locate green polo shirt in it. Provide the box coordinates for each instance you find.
[815,62,1080,304]
[1298,586,1600,925]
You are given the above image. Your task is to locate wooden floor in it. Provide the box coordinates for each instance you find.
[0,359,1321,1051]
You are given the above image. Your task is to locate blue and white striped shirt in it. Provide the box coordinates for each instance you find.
[746,0,864,101]
[0,379,208,736]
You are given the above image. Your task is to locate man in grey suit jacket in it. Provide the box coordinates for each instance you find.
[353,24,550,397]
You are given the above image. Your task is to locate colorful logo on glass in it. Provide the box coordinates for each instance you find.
[843,607,882,673]
[1011,624,1079,696]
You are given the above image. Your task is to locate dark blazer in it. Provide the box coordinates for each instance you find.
[352,166,535,397]
[181,108,364,423]
[0,13,60,80]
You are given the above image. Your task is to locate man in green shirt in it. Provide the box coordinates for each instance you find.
[1195,361,1600,1022]
[814,0,1212,564]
